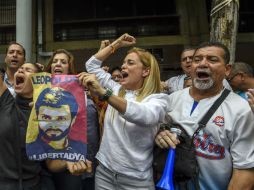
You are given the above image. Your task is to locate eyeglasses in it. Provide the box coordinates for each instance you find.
[227,73,241,82]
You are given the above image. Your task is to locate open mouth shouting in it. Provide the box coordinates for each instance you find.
[196,70,211,81]
[15,75,25,88]
[121,71,128,79]
[10,59,19,66]
[53,68,63,74]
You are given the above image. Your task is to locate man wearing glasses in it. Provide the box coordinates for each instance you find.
[227,61,254,112]
[165,47,195,94]
[227,61,254,100]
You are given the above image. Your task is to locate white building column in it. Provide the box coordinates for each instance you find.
[16,0,32,62]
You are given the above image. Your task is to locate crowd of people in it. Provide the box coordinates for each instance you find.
[0,33,253,190]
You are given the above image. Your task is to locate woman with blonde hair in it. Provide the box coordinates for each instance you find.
[80,33,169,190]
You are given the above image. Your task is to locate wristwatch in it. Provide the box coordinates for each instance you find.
[99,88,113,101]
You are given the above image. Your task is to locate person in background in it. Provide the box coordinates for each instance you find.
[82,33,169,190]
[227,61,254,100]
[110,66,122,82]
[3,42,26,96]
[155,42,254,190]
[44,49,96,190]
[183,76,192,88]
[165,47,195,94]
[227,61,254,112]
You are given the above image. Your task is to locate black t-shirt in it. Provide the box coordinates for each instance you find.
[0,89,41,187]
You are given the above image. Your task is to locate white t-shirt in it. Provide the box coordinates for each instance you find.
[165,74,186,94]
[167,88,254,190]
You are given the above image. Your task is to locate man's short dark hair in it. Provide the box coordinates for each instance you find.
[6,42,26,58]
[232,62,253,77]
[110,66,121,74]
[194,42,230,64]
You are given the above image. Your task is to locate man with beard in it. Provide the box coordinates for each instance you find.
[155,42,254,190]
[27,87,86,156]
[164,47,231,94]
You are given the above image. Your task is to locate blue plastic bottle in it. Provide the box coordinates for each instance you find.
[156,128,181,190]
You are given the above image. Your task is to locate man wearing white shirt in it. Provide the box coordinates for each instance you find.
[156,42,254,190]
[165,47,195,94]
[165,47,231,94]
[3,42,26,97]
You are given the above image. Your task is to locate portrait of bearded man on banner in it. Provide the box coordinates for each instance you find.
[26,87,87,161]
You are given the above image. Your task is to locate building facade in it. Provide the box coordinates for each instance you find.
[0,0,254,80]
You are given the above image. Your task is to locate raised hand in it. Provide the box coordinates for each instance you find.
[99,40,111,51]
[93,33,136,62]
[111,33,136,49]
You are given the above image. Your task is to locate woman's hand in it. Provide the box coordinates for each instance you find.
[93,33,136,61]
[77,72,106,97]
[66,159,92,176]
